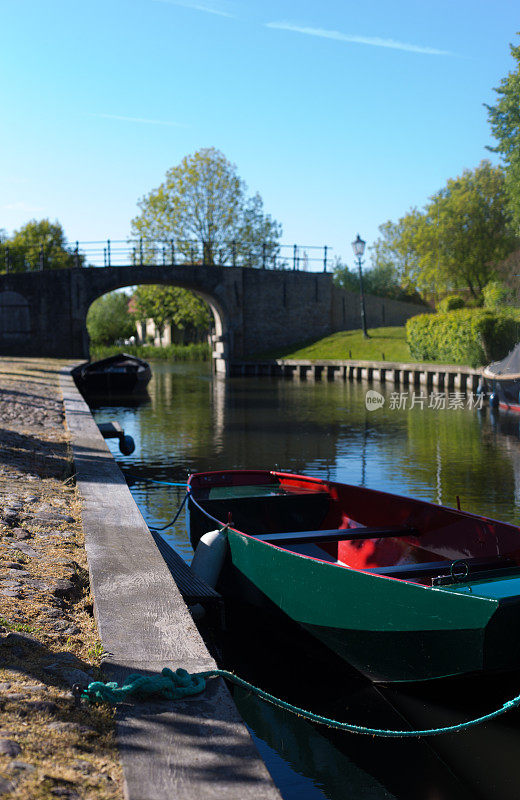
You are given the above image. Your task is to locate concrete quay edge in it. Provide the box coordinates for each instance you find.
[231,359,484,389]
[275,358,483,374]
[233,358,482,373]
[59,368,281,800]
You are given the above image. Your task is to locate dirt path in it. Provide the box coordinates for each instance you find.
[0,358,123,800]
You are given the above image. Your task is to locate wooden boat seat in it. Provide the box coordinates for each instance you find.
[200,490,331,536]
[363,555,518,583]
[254,526,419,546]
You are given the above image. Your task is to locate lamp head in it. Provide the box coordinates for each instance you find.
[351,234,366,258]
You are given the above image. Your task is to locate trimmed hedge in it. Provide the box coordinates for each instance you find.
[406,309,520,367]
[437,295,465,313]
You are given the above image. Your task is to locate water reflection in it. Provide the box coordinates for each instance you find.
[92,362,520,800]
[94,362,520,535]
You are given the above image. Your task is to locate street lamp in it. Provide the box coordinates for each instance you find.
[352,233,369,338]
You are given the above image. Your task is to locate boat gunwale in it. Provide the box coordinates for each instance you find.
[187,489,466,592]
[187,469,520,594]
[187,468,520,544]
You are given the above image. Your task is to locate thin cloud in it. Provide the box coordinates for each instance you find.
[91,113,187,127]
[152,0,234,18]
[2,202,44,212]
[265,22,453,56]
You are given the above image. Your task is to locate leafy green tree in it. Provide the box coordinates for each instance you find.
[132,147,282,266]
[0,219,82,272]
[333,251,424,303]
[87,292,137,346]
[132,285,212,340]
[369,217,422,292]
[332,257,359,292]
[486,37,520,230]
[482,279,513,308]
[372,162,516,300]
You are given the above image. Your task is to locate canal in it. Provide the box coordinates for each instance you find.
[92,361,520,800]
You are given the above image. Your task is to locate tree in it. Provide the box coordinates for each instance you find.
[87,292,137,346]
[132,285,212,341]
[132,148,282,267]
[0,219,82,272]
[332,257,360,292]
[333,247,424,304]
[482,279,513,308]
[369,217,422,292]
[371,162,516,300]
[486,37,520,230]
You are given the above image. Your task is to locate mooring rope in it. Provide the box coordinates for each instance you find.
[148,491,189,532]
[127,477,189,487]
[76,666,520,738]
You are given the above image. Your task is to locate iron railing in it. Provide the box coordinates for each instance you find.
[1,239,332,273]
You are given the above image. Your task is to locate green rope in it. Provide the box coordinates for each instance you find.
[80,667,520,738]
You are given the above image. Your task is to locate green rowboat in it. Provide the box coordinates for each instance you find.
[187,469,520,683]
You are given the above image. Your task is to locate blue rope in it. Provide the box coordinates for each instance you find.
[130,477,189,487]
[80,666,520,737]
[148,491,189,532]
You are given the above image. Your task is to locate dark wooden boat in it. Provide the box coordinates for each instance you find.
[484,344,520,412]
[72,353,151,397]
[187,469,520,684]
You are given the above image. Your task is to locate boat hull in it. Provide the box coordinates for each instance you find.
[72,353,151,398]
[187,470,520,683]
[225,528,519,683]
[494,379,520,412]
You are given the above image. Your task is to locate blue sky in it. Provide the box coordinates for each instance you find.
[1,0,519,268]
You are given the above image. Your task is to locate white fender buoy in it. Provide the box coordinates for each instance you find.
[191,529,228,588]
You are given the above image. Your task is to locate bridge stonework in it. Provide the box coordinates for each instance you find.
[0,266,428,373]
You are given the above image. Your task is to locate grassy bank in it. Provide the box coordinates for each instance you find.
[254,327,412,362]
[90,342,210,362]
[254,326,458,364]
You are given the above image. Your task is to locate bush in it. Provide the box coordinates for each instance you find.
[405,308,520,367]
[89,343,210,362]
[437,295,465,313]
[482,280,512,309]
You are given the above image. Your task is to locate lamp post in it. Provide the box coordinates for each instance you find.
[352,233,369,338]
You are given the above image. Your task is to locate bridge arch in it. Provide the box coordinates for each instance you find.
[0,264,429,367]
[79,265,235,373]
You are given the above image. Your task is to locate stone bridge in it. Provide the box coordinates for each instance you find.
[0,265,427,373]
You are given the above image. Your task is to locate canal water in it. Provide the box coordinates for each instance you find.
[92,361,520,800]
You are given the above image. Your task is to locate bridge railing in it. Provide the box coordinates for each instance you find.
[1,239,332,273]
[71,239,332,271]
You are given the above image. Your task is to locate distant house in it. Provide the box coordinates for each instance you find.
[128,295,210,347]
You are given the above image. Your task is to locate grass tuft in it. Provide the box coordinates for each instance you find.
[0,615,36,634]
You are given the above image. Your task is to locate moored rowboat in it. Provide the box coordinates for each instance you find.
[72,353,151,397]
[483,343,520,412]
[187,469,520,684]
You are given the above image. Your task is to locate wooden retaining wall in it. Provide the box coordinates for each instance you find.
[230,359,483,392]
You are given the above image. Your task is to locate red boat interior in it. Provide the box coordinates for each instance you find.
[189,470,520,586]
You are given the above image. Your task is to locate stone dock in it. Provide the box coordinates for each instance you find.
[230,358,483,390]
[0,358,281,800]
